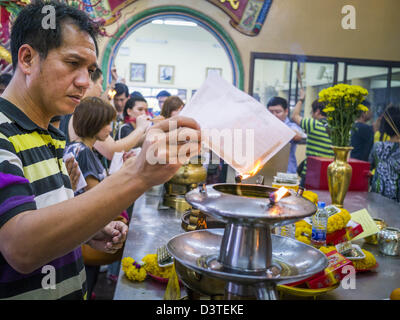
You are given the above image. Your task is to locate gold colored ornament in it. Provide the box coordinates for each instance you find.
[327,146,353,208]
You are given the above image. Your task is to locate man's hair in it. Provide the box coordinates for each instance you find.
[161,96,184,118]
[123,97,147,119]
[312,99,327,116]
[0,73,12,87]
[114,83,129,98]
[130,91,144,99]
[156,90,171,99]
[267,96,288,110]
[73,97,116,138]
[91,68,102,83]
[11,0,99,71]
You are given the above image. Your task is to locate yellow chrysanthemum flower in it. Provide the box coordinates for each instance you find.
[357,104,369,112]
[323,107,335,113]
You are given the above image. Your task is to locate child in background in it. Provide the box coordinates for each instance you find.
[160,96,184,119]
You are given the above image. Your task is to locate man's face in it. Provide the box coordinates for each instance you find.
[268,105,288,122]
[128,101,148,119]
[114,94,128,113]
[158,96,168,109]
[27,23,97,117]
[85,75,103,98]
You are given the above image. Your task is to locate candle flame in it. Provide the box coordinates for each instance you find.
[274,187,288,202]
[249,160,262,176]
[197,217,208,229]
[240,160,263,181]
[108,89,117,100]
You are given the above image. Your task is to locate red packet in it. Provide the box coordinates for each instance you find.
[326,221,364,245]
[307,250,353,289]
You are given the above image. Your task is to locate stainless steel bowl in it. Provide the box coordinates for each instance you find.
[185,184,317,226]
[167,228,328,296]
[378,227,400,256]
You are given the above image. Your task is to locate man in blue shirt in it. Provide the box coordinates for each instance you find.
[267,96,305,173]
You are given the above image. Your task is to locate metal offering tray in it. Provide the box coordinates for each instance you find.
[167,183,328,300]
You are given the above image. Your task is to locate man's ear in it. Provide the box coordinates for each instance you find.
[17,44,38,75]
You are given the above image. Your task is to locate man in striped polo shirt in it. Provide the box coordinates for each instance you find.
[291,90,334,187]
[0,1,201,300]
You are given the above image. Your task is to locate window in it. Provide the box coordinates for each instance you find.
[347,65,389,120]
[390,67,400,107]
[250,53,400,122]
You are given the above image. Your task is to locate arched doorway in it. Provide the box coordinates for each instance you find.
[101,6,244,93]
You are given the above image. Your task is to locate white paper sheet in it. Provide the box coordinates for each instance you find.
[180,74,296,175]
[62,152,87,192]
[109,148,142,175]
[109,152,124,175]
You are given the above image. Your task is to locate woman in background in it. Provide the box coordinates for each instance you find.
[117,96,150,140]
[64,97,129,299]
[369,106,400,202]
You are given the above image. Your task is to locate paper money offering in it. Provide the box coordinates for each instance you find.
[180,73,296,176]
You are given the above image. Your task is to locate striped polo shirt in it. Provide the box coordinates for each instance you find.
[0,98,87,299]
[300,117,334,176]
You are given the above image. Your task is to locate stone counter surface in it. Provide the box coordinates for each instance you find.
[114,189,400,300]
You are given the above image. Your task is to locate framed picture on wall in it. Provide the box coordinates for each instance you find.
[206,67,222,78]
[159,65,174,84]
[130,63,146,82]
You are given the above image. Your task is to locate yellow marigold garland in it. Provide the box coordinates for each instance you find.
[142,254,173,278]
[302,190,318,205]
[122,254,174,282]
[327,208,351,233]
[295,220,312,245]
[121,257,147,282]
[351,249,377,270]
[295,207,352,245]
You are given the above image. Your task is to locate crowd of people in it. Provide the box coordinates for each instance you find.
[267,89,400,202]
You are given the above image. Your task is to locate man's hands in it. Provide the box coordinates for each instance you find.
[291,88,306,125]
[87,221,128,254]
[123,115,201,190]
[136,114,152,131]
[65,156,80,191]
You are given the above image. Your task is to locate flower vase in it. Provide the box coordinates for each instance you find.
[327,146,353,208]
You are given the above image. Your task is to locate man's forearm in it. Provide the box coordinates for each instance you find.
[94,127,146,160]
[0,169,148,274]
[291,100,304,125]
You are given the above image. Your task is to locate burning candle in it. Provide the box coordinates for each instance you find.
[269,187,289,204]
[108,89,117,100]
[235,160,263,184]
[235,174,243,184]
